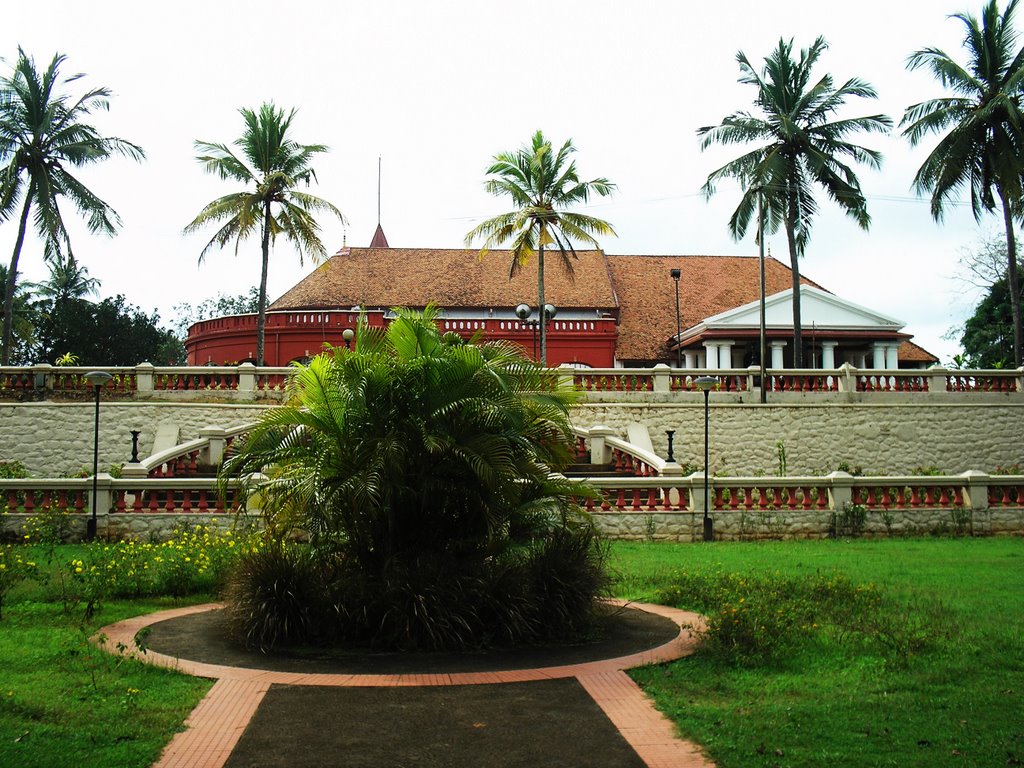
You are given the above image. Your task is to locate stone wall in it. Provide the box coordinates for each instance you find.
[2,400,1023,478]
[575,401,1024,475]
[0,402,274,476]
[590,505,1024,541]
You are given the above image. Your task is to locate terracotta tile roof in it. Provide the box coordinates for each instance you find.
[608,254,818,362]
[898,339,940,364]
[270,247,618,311]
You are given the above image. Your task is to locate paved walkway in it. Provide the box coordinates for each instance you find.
[97,601,713,768]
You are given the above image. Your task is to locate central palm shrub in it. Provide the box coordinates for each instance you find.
[221,307,606,651]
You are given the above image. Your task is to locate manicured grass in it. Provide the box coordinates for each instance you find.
[0,597,213,768]
[2,538,1021,768]
[609,538,1024,768]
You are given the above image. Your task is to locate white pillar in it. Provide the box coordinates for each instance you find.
[703,341,719,370]
[684,350,697,369]
[770,341,786,370]
[871,343,887,369]
[718,341,735,369]
[821,341,838,370]
[886,343,900,370]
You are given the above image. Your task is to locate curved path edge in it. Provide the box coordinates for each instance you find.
[96,600,714,768]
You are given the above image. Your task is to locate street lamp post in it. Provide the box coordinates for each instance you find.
[515,304,535,359]
[84,371,113,541]
[543,304,557,365]
[694,375,718,542]
[670,269,682,368]
[342,328,355,350]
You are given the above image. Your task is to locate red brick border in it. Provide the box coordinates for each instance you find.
[97,601,713,768]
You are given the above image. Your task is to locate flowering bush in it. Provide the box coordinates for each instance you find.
[0,545,37,618]
[659,569,886,665]
[63,524,262,610]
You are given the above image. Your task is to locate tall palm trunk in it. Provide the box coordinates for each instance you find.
[1000,190,1023,367]
[785,184,804,369]
[2,191,33,366]
[538,241,546,366]
[256,202,271,366]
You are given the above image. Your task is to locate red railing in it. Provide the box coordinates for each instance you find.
[575,371,654,392]
[713,483,830,511]
[154,371,240,391]
[946,373,1018,393]
[850,481,964,509]
[670,372,748,392]
[768,373,840,393]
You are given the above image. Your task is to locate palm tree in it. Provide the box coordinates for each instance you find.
[698,38,891,368]
[184,103,345,366]
[901,0,1024,367]
[29,254,99,304]
[0,264,37,364]
[0,48,143,365]
[221,307,603,650]
[464,130,615,365]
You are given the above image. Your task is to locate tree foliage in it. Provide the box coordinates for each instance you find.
[698,37,891,367]
[0,48,143,364]
[961,277,1020,366]
[901,0,1024,366]
[222,307,606,650]
[465,130,615,365]
[184,103,344,366]
[36,295,180,366]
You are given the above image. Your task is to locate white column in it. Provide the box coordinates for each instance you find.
[871,343,887,369]
[770,341,786,370]
[886,343,900,370]
[703,341,719,369]
[684,350,697,369]
[821,341,838,370]
[718,341,735,369]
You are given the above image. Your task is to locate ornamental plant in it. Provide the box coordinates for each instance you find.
[221,306,606,650]
[0,544,36,618]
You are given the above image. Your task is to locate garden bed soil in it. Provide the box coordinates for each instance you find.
[143,603,680,674]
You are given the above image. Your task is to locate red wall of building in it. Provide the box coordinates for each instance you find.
[187,312,618,367]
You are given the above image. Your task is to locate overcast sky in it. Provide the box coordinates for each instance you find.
[0,0,1007,363]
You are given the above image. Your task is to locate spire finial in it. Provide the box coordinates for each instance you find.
[377,155,382,226]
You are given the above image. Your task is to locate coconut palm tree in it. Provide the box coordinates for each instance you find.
[221,307,604,650]
[0,264,37,364]
[184,103,345,366]
[0,48,143,365]
[464,130,615,365]
[698,37,891,368]
[901,0,1024,367]
[29,254,99,304]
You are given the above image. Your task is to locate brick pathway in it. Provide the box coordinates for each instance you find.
[97,601,713,768]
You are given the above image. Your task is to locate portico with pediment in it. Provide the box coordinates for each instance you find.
[669,285,920,370]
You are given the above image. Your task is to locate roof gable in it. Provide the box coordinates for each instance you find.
[699,285,905,331]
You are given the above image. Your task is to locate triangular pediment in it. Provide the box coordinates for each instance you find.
[697,285,904,332]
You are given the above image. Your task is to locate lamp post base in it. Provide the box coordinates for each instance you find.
[703,516,714,542]
[86,517,97,542]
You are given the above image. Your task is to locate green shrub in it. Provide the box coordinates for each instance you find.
[830,501,868,537]
[0,545,37,618]
[0,460,29,479]
[656,568,944,667]
[221,308,607,651]
[223,540,327,651]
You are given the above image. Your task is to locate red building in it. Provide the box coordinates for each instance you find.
[186,238,937,370]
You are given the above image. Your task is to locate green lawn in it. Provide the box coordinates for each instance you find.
[0,597,213,768]
[1,537,1021,768]
[610,538,1024,768]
